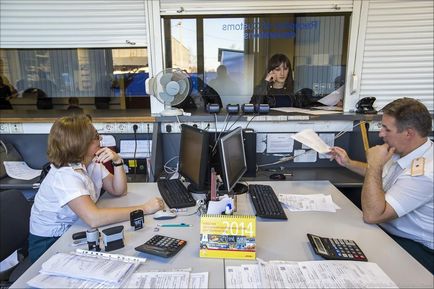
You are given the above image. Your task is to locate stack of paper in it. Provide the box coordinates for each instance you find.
[226,259,398,288]
[27,252,138,288]
[27,251,209,289]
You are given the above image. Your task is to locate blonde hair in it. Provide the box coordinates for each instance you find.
[48,115,96,167]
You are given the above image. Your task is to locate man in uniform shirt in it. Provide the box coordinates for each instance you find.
[330,98,433,273]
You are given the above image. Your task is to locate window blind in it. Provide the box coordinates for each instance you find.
[160,0,354,15]
[359,0,433,110]
[0,0,148,48]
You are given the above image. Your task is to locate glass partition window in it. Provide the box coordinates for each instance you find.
[163,13,350,109]
[0,48,149,110]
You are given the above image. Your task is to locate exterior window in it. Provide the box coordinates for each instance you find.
[0,48,148,110]
[163,13,349,109]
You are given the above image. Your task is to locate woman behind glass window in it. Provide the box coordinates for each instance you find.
[250,53,310,108]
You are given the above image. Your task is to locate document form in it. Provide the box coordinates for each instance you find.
[278,194,339,212]
[266,133,294,153]
[123,271,190,288]
[226,260,397,288]
[27,274,117,289]
[189,272,209,289]
[3,161,41,180]
[38,252,137,285]
[119,140,152,159]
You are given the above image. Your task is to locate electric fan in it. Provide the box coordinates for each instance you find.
[147,68,191,116]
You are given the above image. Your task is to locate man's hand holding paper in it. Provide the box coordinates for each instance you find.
[291,129,331,154]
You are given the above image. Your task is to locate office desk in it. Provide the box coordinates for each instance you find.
[231,181,433,288]
[12,181,433,288]
[246,167,364,188]
[11,183,224,288]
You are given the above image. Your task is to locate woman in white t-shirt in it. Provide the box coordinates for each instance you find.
[29,115,164,262]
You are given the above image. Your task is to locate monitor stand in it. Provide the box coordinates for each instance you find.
[217,183,248,196]
[232,183,248,195]
[187,183,209,194]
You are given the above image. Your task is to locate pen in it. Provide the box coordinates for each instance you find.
[157,223,192,227]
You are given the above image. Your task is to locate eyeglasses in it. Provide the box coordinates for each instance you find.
[95,132,102,141]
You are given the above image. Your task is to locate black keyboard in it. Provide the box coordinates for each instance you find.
[248,184,287,220]
[157,179,196,208]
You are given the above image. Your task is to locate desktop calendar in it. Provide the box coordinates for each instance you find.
[199,214,256,260]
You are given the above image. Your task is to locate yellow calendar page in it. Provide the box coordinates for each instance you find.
[199,214,256,260]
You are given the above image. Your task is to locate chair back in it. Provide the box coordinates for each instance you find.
[0,190,31,262]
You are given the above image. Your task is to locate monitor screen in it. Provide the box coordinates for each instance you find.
[219,127,247,193]
[179,124,209,191]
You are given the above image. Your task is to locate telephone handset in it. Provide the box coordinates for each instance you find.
[356,97,377,114]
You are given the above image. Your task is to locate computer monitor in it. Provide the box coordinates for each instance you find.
[218,127,248,194]
[179,124,210,192]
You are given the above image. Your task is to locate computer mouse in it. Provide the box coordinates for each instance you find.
[269,173,286,180]
[153,209,177,220]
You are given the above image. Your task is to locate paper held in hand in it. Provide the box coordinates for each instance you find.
[291,129,331,154]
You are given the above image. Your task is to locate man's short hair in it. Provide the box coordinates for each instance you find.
[382,98,432,137]
[48,115,96,167]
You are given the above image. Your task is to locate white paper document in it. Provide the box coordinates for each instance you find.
[240,264,263,288]
[123,271,190,288]
[266,133,294,153]
[27,273,117,289]
[226,260,397,288]
[318,85,344,106]
[278,194,340,212]
[318,133,335,159]
[256,133,267,153]
[39,252,137,286]
[225,266,243,289]
[291,129,331,154]
[297,261,397,288]
[271,107,340,115]
[119,140,152,159]
[311,105,343,111]
[189,272,209,289]
[3,161,42,180]
[293,149,317,163]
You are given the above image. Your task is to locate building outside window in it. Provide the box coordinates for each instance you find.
[163,13,350,109]
[0,48,149,110]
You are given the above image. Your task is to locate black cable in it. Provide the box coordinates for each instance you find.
[227,114,243,131]
[245,114,257,129]
[133,124,138,177]
[146,123,153,182]
[212,114,230,153]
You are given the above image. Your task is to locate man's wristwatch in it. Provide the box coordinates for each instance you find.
[112,159,124,167]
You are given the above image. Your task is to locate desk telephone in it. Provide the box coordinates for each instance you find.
[356,97,377,114]
[307,233,367,261]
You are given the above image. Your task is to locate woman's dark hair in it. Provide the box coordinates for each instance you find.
[266,53,293,92]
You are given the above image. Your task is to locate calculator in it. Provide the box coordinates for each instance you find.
[307,233,367,261]
[135,235,187,258]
